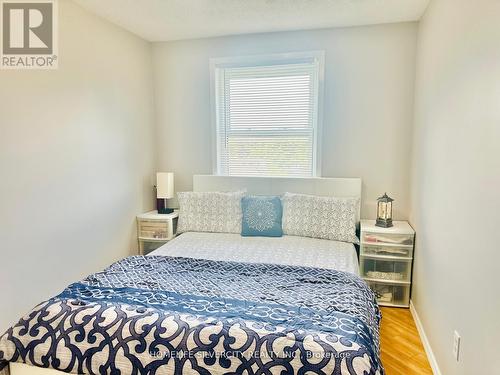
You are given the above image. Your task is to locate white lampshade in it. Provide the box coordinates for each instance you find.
[156,172,174,199]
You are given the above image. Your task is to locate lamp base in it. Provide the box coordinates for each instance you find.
[375,218,393,228]
[156,199,174,215]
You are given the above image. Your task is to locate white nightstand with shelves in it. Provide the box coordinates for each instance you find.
[136,210,178,255]
[359,220,415,308]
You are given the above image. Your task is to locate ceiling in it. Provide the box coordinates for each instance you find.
[74,0,430,42]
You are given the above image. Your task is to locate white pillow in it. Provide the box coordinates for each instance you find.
[177,191,245,234]
[282,192,359,244]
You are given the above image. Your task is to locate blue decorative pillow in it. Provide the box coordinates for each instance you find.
[241,196,283,237]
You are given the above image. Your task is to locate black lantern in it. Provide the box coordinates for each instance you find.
[376,193,394,228]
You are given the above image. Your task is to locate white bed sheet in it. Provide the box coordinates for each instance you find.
[150,232,359,275]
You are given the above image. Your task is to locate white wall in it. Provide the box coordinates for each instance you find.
[410,0,500,373]
[152,23,418,219]
[0,0,156,331]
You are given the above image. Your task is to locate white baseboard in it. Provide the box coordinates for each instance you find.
[409,300,442,375]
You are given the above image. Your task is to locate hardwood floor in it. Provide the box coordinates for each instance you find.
[380,307,433,375]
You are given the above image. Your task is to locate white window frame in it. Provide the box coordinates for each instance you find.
[209,51,325,177]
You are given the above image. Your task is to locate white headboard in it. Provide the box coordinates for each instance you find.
[193,175,362,222]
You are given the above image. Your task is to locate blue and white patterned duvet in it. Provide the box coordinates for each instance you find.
[0,256,384,374]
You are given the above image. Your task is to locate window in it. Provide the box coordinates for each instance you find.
[211,52,324,177]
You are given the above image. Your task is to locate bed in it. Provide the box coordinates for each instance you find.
[0,176,384,375]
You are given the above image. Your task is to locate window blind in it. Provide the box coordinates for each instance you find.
[215,61,319,177]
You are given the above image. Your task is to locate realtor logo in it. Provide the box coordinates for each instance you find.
[1,0,58,69]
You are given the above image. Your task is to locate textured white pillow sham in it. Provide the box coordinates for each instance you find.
[282,192,359,244]
[177,191,245,234]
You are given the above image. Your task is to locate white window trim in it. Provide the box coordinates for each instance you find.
[209,51,325,177]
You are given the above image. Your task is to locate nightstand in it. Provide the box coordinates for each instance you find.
[136,210,178,255]
[359,220,415,308]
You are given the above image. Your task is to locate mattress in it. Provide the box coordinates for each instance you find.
[151,231,359,275]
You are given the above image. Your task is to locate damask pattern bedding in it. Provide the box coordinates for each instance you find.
[0,256,383,375]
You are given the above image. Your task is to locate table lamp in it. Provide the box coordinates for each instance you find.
[156,172,174,214]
